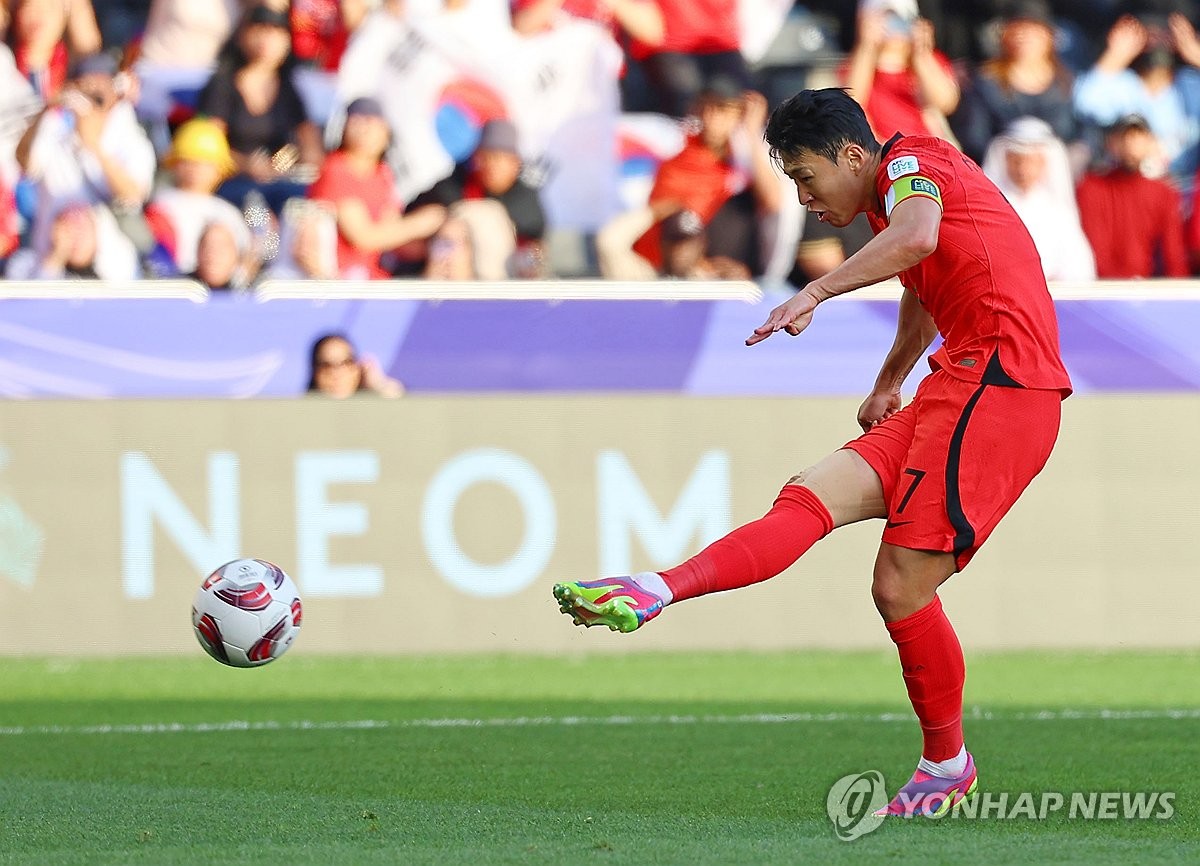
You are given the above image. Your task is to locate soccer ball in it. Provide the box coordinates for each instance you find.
[191,558,303,668]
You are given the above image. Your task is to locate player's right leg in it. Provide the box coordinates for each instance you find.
[552,448,888,632]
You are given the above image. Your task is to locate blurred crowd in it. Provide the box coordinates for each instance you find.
[3,0,1200,289]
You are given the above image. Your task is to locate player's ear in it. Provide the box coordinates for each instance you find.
[844,144,866,174]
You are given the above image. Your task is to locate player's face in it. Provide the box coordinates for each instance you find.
[780,145,872,228]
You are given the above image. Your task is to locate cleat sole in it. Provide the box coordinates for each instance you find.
[551,583,640,633]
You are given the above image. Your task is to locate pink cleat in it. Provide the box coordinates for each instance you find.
[552,575,666,633]
[875,752,978,818]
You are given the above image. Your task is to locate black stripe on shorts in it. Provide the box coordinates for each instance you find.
[946,384,988,564]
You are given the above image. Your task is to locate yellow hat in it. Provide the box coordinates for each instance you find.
[167,118,236,176]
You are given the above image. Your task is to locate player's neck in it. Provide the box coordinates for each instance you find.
[865,150,885,216]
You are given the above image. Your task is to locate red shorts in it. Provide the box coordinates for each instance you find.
[843,369,1062,570]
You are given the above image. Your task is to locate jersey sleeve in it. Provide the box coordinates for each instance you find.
[877,147,948,220]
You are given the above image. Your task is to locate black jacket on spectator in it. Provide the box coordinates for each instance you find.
[412,163,546,243]
[197,67,308,157]
[951,69,1079,164]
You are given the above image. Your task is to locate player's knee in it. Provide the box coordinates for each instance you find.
[870,559,927,621]
[870,568,907,619]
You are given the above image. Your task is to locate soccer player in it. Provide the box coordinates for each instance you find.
[553,87,1072,818]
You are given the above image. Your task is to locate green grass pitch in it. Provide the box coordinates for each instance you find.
[2,650,1198,865]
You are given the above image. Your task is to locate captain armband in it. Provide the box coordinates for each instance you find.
[884,175,943,218]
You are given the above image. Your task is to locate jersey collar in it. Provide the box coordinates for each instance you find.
[879,132,904,161]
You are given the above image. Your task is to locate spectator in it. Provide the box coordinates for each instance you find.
[1077,113,1189,277]
[982,116,1096,280]
[630,77,781,276]
[952,0,1082,166]
[290,0,370,72]
[626,0,747,118]
[1074,12,1200,188]
[134,0,248,150]
[147,118,252,276]
[6,202,139,279]
[597,199,751,279]
[790,212,876,284]
[189,221,249,290]
[413,119,547,276]
[901,0,996,64]
[307,96,446,279]
[266,197,338,280]
[422,213,477,280]
[843,0,961,140]
[800,0,961,283]
[423,200,517,281]
[15,52,156,264]
[288,0,373,126]
[6,0,101,102]
[198,4,324,215]
[306,332,404,399]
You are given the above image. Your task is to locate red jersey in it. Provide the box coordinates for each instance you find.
[866,134,1072,394]
[839,52,956,140]
[1079,169,1188,278]
[308,151,397,280]
[291,0,350,72]
[629,0,739,60]
[632,134,745,268]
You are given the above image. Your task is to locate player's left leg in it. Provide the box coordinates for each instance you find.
[871,543,977,817]
[870,378,1063,817]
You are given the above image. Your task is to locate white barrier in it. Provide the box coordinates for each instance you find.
[0,279,209,301]
[5,277,1200,302]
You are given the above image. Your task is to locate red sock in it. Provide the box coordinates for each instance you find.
[658,484,833,604]
[885,595,966,762]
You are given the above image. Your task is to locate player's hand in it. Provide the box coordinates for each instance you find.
[746,288,820,346]
[857,388,902,433]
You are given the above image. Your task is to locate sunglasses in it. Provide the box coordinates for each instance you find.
[315,356,356,370]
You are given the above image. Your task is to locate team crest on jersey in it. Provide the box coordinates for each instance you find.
[887,156,920,180]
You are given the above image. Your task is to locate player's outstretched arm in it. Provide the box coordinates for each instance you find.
[858,288,938,431]
[747,197,942,346]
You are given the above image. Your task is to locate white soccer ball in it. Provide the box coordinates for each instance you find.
[191,558,303,668]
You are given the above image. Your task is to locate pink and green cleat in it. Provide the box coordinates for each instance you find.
[552,575,666,633]
[874,752,978,818]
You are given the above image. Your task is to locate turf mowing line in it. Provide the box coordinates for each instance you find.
[2,706,1200,737]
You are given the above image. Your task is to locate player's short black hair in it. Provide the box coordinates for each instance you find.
[764,88,881,166]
